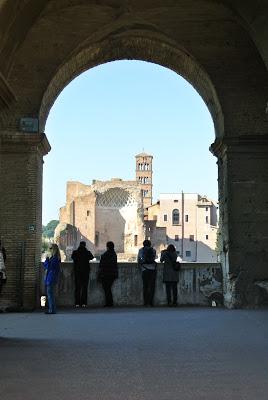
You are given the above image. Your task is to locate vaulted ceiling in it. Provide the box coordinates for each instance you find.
[0,0,267,135]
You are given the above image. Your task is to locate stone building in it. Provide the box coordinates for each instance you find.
[146,193,218,262]
[135,152,153,215]
[56,178,145,260]
[56,152,154,260]
[56,153,218,262]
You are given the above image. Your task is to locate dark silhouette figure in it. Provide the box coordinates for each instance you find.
[98,241,118,307]
[71,241,94,307]
[137,239,157,306]
[160,244,180,306]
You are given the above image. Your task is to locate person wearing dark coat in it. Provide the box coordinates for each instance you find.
[137,239,157,306]
[71,241,94,307]
[160,244,180,306]
[98,241,118,307]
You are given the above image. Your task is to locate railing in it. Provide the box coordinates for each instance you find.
[40,262,223,307]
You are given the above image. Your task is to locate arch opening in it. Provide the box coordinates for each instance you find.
[43,58,218,272]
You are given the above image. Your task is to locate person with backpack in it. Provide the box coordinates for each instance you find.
[137,239,157,306]
[160,244,180,306]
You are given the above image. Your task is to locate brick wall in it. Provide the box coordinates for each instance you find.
[0,132,50,310]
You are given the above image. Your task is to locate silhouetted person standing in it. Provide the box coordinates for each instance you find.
[71,241,94,307]
[98,241,118,307]
[137,240,157,306]
[160,244,180,306]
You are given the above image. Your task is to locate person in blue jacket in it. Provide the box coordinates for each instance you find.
[43,243,61,314]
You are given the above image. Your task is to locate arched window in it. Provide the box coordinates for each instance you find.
[172,209,180,225]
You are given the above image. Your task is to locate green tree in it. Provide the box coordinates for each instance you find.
[42,220,59,238]
[41,237,50,253]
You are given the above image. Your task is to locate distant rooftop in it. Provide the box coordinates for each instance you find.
[135,152,153,158]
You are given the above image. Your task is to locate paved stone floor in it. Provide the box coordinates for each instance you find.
[1,307,268,400]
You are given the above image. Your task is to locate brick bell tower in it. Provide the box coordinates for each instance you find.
[135,152,153,215]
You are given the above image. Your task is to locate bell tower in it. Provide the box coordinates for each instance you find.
[135,152,153,212]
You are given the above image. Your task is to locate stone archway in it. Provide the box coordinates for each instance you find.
[0,0,268,309]
[39,32,224,137]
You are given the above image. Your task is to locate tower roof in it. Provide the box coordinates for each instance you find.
[135,152,153,158]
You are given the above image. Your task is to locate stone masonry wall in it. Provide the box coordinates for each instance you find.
[40,262,223,307]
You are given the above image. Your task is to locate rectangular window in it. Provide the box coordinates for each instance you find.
[164,214,167,222]
[186,250,191,257]
[206,216,209,224]
[174,199,178,203]
[185,214,189,222]
[87,210,90,216]
[190,235,194,242]
[175,235,179,241]
[206,207,208,212]
[206,235,209,240]
[134,235,138,246]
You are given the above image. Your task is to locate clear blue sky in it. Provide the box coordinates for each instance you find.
[43,60,217,224]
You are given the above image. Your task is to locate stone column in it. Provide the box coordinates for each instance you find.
[211,136,268,308]
[0,132,50,310]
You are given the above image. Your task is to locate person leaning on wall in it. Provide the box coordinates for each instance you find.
[160,244,180,307]
[71,241,94,308]
[98,241,118,307]
[43,243,61,314]
[137,239,157,307]
[0,240,7,294]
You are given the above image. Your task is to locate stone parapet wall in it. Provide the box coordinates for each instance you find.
[40,262,223,307]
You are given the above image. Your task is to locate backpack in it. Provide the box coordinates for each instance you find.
[143,246,155,264]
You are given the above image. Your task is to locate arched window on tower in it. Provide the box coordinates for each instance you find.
[172,209,180,225]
